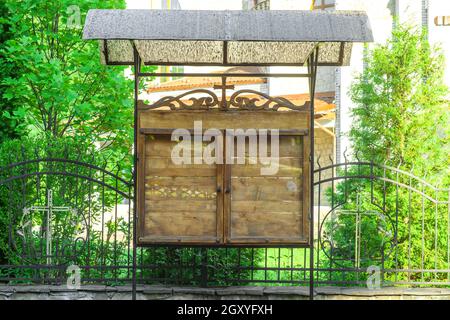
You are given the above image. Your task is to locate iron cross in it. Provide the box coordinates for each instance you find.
[333,194,383,268]
[213,76,235,109]
[22,189,74,265]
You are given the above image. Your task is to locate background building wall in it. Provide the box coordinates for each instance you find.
[335,0,394,162]
[428,0,450,89]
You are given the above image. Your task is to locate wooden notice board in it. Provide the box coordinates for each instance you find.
[137,110,310,247]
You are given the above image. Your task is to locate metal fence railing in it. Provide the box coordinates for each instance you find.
[0,151,449,288]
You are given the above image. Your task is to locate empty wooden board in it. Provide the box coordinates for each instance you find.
[137,110,310,247]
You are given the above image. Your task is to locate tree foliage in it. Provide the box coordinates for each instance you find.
[349,25,449,184]
[1,0,133,166]
[0,1,21,143]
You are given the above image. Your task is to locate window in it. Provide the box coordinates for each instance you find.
[159,0,183,82]
[313,0,335,10]
[161,0,181,9]
[253,0,270,10]
[158,66,184,83]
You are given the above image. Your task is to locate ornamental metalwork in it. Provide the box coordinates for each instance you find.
[20,189,78,265]
[139,88,309,111]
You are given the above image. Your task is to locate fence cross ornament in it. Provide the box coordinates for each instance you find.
[333,194,386,268]
[21,189,75,265]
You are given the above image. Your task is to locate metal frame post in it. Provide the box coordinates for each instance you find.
[132,47,141,301]
[307,47,319,300]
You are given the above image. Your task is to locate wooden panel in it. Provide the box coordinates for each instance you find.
[232,135,303,157]
[139,110,309,130]
[231,212,302,240]
[231,200,302,213]
[145,135,212,157]
[146,200,216,212]
[231,158,302,177]
[146,177,217,200]
[145,157,214,169]
[137,109,311,247]
[144,211,216,238]
[146,167,217,177]
[231,177,301,201]
[226,135,308,245]
[138,133,222,245]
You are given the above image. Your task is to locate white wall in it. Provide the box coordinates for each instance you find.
[127,0,243,10]
[270,0,310,10]
[428,0,450,90]
[126,0,154,9]
[336,0,394,162]
[178,0,242,10]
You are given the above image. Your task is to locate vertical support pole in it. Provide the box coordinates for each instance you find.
[46,189,53,266]
[447,189,450,283]
[132,46,141,301]
[308,47,319,300]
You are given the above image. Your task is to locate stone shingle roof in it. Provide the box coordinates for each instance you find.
[83,9,373,66]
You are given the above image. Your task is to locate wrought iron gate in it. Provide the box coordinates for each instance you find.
[0,156,133,285]
[0,153,448,288]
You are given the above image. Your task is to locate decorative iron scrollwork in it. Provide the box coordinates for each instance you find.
[140,89,220,111]
[140,89,310,111]
[318,193,396,269]
[229,90,309,111]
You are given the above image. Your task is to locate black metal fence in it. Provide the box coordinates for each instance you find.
[0,151,449,288]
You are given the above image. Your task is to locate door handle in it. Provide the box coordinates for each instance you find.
[225,164,231,194]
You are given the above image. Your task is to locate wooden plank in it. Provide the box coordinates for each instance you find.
[146,199,216,212]
[145,135,194,156]
[144,129,304,158]
[231,135,303,157]
[231,200,302,213]
[230,166,302,177]
[231,157,302,166]
[145,186,217,200]
[146,141,220,160]
[144,211,216,237]
[140,110,309,130]
[231,177,301,201]
[145,157,216,169]
[146,176,217,186]
[230,157,303,177]
[146,168,216,177]
[230,212,302,239]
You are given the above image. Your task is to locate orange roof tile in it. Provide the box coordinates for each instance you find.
[146,67,267,93]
